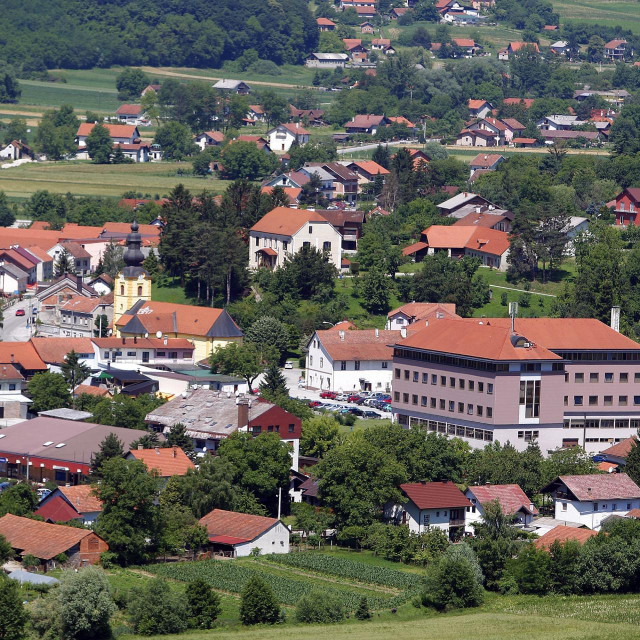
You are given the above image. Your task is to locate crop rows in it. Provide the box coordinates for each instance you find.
[263,553,423,590]
[145,559,415,610]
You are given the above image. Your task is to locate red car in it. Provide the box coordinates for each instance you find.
[320,391,337,399]
[308,401,322,408]
[15,309,25,316]
[347,394,361,403]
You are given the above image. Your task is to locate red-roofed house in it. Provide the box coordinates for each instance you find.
[604,39,631,61]
[469,153,504,174]
[345,115,389,135]
[266,123,309,152]
[503,98,535,109]
[468,99,493,119]
[542,474,640,529]
[35,485,103,525]
[199,509,289,557]
[386,481,471,539]
[194,131,224,151]
[76,123,139,148]
[126,445,195,478]
[498,42,540,60]
[116,104,145,124]
[465,484,538,530]
[346,160,390,184]
[611,188,640,227]
[249,207,342,270]
[317,17,337,31]
[534,525,597,550]
[600,437,636,466]
[386,302,459,330]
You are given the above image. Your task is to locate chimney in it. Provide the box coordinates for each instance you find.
[137,444,143,450]
[611,306,620,333]
[587,487,592,495]
[134,336,137,344]
[475,205,481,213]
[10,354,14,364]
[238,398,250,429]
[172,445,177,458]
[163,336,168,346]
[375,328,379,337]
[76,274,83,293]
[339,330,345,341]
[400,327,407,338]
[154,447,159,454]
[425,320,429,327]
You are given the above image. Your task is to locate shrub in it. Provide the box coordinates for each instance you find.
[295,590,345,623]
[421,556,484,611]
[0,575,28,640]
[22,554,40,570]
[355,596,371,620]
[186,580,221,629]
[445,543,483,586]
[501,544,551,595]
[240,575,280,625]
[128,578,189,635]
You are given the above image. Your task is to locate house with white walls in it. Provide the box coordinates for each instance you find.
[464,483,538,533]
[542,473,640,530]
[266,123,310,152]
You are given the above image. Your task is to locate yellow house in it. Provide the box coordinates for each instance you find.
[113,221,243,362]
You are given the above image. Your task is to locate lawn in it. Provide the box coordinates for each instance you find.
[151,280,197,305]
[552,0,640,33]
[0,161,228,200]
[333,275,402,329]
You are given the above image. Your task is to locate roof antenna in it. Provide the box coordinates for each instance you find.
[509,302,518,334]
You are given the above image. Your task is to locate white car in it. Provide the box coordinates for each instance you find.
[335,393,349,401]
[284,361,293,369]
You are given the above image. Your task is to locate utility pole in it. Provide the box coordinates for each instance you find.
[277,487,282,520]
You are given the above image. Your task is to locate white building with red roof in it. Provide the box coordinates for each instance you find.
[266,123,309,153]
[386,481,471,540]
[465,483,538,531]
[542,473,640,530]
[386,302,459,331]
[199,508,289,557]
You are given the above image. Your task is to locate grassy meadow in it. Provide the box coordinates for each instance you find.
[552,0,640,33]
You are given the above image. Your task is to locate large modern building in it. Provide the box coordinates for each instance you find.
[391,316,640,454]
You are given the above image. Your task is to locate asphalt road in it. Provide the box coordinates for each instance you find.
[1,298,36,342]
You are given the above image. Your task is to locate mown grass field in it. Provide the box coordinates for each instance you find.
[552,0,640,33]
[0,161,227,200]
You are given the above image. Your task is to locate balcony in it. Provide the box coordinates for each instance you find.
[449,518,465,527]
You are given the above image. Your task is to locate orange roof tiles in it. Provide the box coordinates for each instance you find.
[601,437,636,459]
[199,509,280,542]
[398,318,561,362]
[250,207,329,236]
[401,481,471,509]
[0,364,23,380]
[316,328,408,361]
[129,447,195,477]
[509,41,540,53]
[470,153,503,168]
[0,249,36,271]
[453,38,476,48]
[535,525,597,550]
[597,461,618,472]
[349,160,390,175]
[0,513,105,560]
[58,485,103,513]
[503,98,535,108]
[0,342,47,371]
[73,384,110,397]
[260,186,302,203]
[24,245,53,263]
[420,225,510,257]
[30,337,94,364]
[548,473,640,501]
[468,484,538,516]
[76,123,138,138]
[388,302,458,320]
[116,104,142,115]
[387,116,415,128]
[59,295,109,314]
[317,17,336,26]
[468,99,490,109]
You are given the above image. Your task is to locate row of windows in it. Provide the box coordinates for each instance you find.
[563,418,640,429]
[394,349,565,372]
[401,415,495,442]
[569,372,638,383]
[518,430,539,442]
[62,315,90,325]
[568,395,640,407]
[394,391,494,417]
[0,383,17,391]
[394,369,494,394]
[120,285,144,296]
[309,356,375,370]
[557,352,640,361]
[251,424,296,434]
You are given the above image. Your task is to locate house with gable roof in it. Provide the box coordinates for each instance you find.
[611,188,640,227]
[194,131,224,151]
[468,100,493,119]
[76,123,139,148]
[126,445,195,479]
[35,485,103,525]
[266,123,310,153]
[386,302,459,330]
[249,207,343,271]
[386,481,471,540]
[199,509,290,557]
[542,473,640,529]
[345,115,389,135]
[317,17,337,31]
[465,483,538,531]
[604,39,632,61]
[498,41,540,61]
[213,80,251,95]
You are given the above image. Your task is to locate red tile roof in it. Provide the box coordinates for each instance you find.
[470,153,503,168]
[398,318,561,362]
[116,104,142,115]
[597,462,618,472]
[402,241,428,256]
[512,137,538,144]
[92,337,193,350]
[317,17,336,26]
[501,118,526,131]
[551,473,640,501]
[454,212,509,228]
[250,207,329,236]
[453,38,476,48]
[34,496,82,523]
[0,342,47,371]
[534,525,597,550]
[0,364,23,380]
[260,186,302,204]
[24,245,54,263]
[468,484,538,516]
[278,123,310,136]
[30,337,94,364]
[401,481,471,509]
[605,39,627,49]
[345,115,386,130]
[419,225,510,257]
[58,485,103,513]
[73,384,110,397]
[503,98,534,109]
[388,302,458,320]
[76,123,137,139]
[199,509,279,543]
[316,328,406,362]
[59,294,111,314]
[601,437,636,460]
[387,116,415,128]
[509,41,540,53]
[0,513,105,560]
[349,160,390,176]
[0,248,36,271]
[343,38,363,50]
[128,447,195,477]
[625,508,640,518]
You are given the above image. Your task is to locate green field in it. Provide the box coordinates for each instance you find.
[553,0,640,33]
[0,161,227,200]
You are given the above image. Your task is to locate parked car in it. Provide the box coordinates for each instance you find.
[15,309,25,316]
[362,410,381,419]
[379,404,393,413]
[348,407,364,416]
[320,391,337,399]
[308,401,322,408]
[347,394,361,403]
[335,393,349,401]
[284,361,293,369]
[36,487,51,501]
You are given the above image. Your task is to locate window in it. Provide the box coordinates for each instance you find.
[590,373,599,383]
[120,284,124,295]
[477,405,483,416]
[621,373,629,383]
[137,285,142,296]
[288,424,295,433]
[439,399,445,410]
[628,503,632,510]
[283,241,288,251]
[449,401,455,412]
[303,241,310,249]
[169,352,177,359]
[619,395,628,406]
[431,374,437,385]
[604,395,613,406]
[574,396,583,406]
[458,402,464,413]
[404,370,410,380]
[157,351,165,357]
[635,396,640,406]
[459,379,465,390]
[421,396,428,406]
[341,361,346,371]
[8,384,15,391]
[487,407,493,418]
[309,356,313,366]
[413,371,419,382]
[394,391,400,402]
[422,373,428,383]
[403,393,409,403]
[575,373,584,383]
[441,376,446,386]
[635,373,640,383]
[268,426,273,432]
[467,404,473,415]
[320,357,324,367]
[593,503,599,511]
[469,380,475,391]
[354,360,360,371]
[605,372,614,383]
[395,368,400,379]
[308,226,313,234]
[323,241,331,252]
[382,362,388,369]
[422,514,430,526]
[612,503,617,511]
[519,380,541,417]
[430,398,436,408]
[449,377,455,388]
[487,383,493,394]
[564,396,568,406]
[412,394,418,405]
[478,382,484,393]
[562,502,567,511]
[589,395,598,406]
